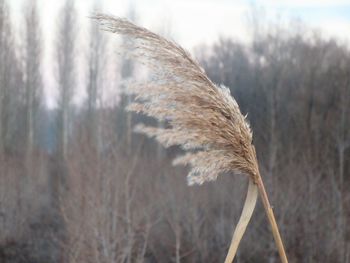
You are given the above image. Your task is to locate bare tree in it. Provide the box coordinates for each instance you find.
[116,6,137,153]
[49,2,78,260]
[0,0,5,154]
[56,0,76,160]
[0,0,23,154]
[23,0,42,161]
[86,1,107,152]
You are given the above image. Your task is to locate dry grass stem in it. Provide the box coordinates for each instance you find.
[92,14,288,263]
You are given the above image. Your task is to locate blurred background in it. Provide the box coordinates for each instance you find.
[0,0,349,262]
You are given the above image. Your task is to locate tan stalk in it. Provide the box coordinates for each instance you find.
[224,147,288,263]
[224,178,258,263]
[255,171,289,263]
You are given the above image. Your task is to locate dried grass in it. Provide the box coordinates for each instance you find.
[92,14,288,263]
[93,14,259,185]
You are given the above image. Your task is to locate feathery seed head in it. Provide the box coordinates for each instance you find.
[93,14,259,185]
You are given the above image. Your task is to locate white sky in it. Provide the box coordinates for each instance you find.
[7,0,350,107]
[10,0,350,48]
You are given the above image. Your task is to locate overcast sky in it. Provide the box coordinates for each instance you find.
[9,0,350,49]
[7,0,350,107]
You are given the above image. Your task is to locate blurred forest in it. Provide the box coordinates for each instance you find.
[0,0,349,262]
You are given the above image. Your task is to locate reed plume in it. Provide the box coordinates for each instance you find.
[93,14,288,263]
